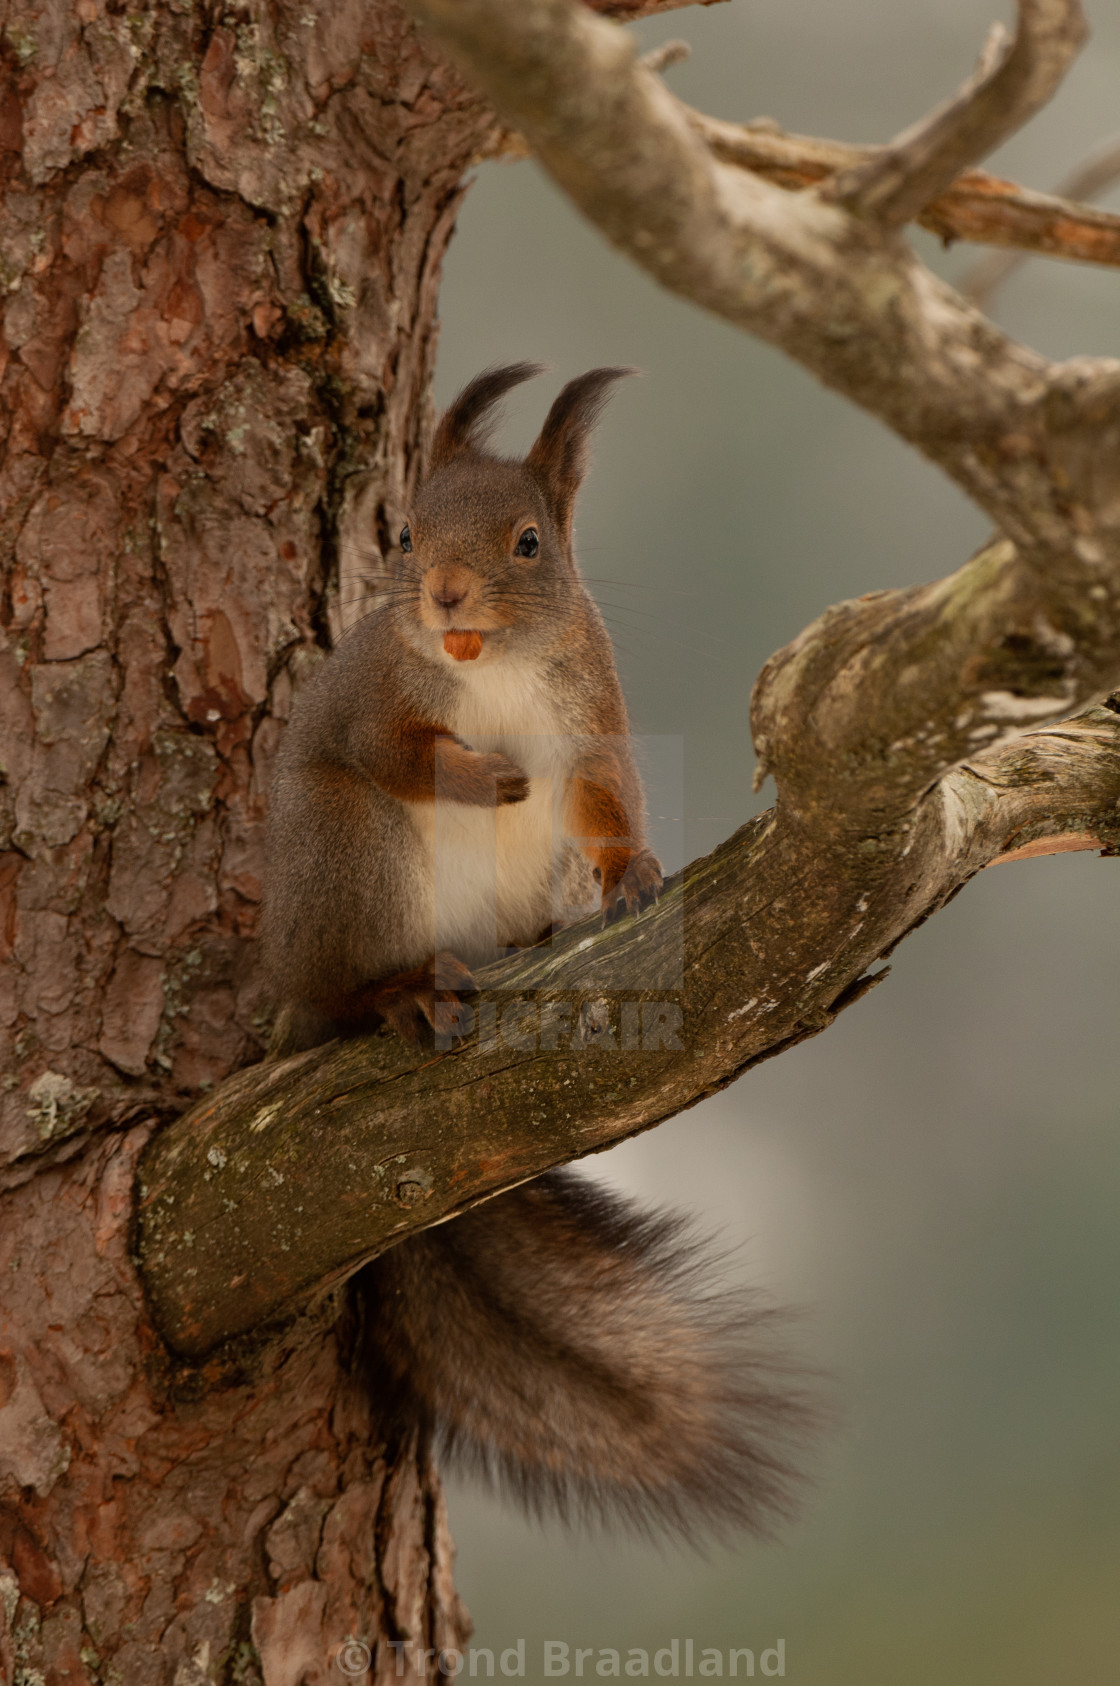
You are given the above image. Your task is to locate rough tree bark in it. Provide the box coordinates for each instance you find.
[0,1,523,1679]
[2,0,1119,1683]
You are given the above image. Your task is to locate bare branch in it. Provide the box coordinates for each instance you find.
[136,701,1120,1359]
[690,114,1120,274]
[822,0,1087,227]
[399,0,1120,547]
[961,130,1120,304]
[640,38,691,74]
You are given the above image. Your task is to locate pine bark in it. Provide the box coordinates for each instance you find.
[0,2,489,1678]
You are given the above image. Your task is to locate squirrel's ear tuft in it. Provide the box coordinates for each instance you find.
[526,368,637,540]
[429,363,545,472]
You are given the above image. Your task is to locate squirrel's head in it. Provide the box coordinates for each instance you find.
[391,363,634,666]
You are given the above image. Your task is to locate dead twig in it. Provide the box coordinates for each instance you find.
[821,0,1087,226]
[640,37,690,74]
[694,112,1120,271]
[960,130,1120,303]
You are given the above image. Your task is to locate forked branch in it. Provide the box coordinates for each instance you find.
[489,101,1120,275]
[822,0,1087,225]
[684,116,1120,274]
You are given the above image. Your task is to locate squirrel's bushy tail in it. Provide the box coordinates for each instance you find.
[358,1170,818,1542]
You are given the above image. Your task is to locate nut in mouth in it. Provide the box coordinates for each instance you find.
[443,629,484,661]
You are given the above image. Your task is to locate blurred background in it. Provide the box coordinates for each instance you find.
[430,2,1120,1680]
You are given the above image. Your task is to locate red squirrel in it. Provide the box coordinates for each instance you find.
[261,366,810,1539]
[264,364,662,1051]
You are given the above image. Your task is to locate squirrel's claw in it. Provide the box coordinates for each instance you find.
[432,950,478,993]
[600,850,664,926]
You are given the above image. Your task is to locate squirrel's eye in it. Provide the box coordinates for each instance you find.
[400,524,412,553]
[514,526,539,559]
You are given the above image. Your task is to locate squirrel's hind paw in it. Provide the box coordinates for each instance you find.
[367,952,478,1047]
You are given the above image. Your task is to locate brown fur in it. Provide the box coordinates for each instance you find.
[564,741,661,915]
[361,1170,817,1540]
[371,719,529,808]
[428,361,545,473]
[336,951,478,1043]
[526,367,638,544]
[261,366,815,1539]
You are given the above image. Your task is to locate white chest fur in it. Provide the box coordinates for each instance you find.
[406,657,587,963]
[450,656,571,773]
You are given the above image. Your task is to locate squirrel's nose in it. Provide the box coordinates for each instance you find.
[428,566,471,610]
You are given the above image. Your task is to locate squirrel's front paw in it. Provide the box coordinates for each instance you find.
[601,848,663,925]
[477,752,529,805]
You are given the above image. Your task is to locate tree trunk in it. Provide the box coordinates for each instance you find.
[0,1,489,1677]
